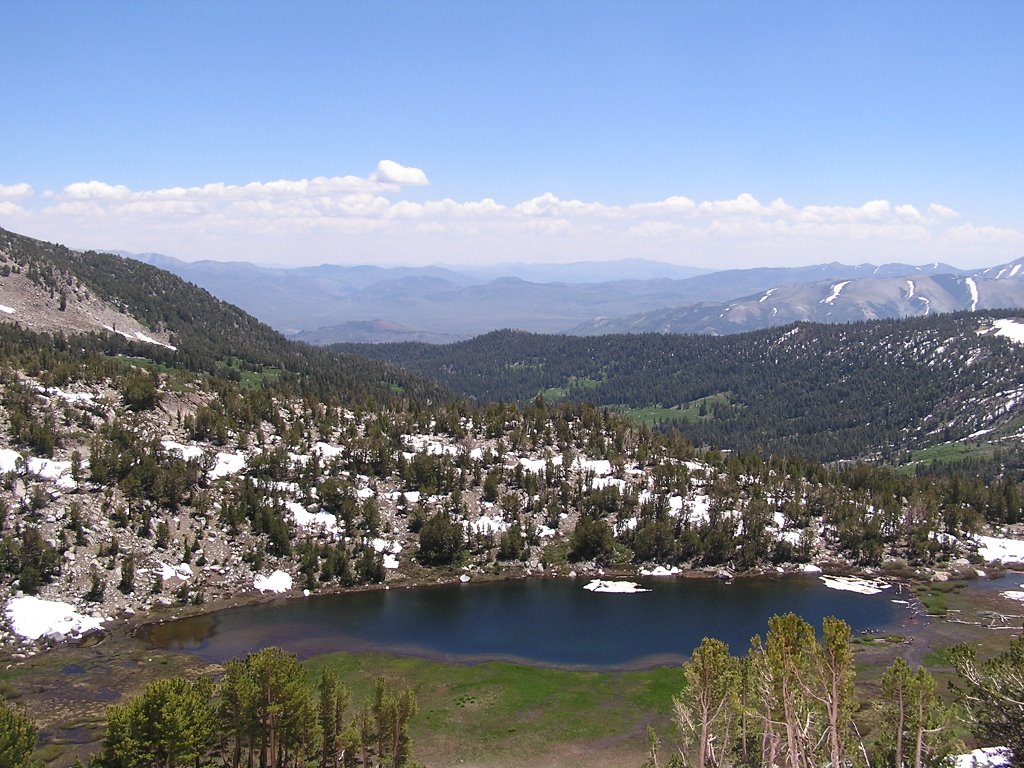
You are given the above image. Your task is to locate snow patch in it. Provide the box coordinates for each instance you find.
[0,304,15,314]
[103,325,177,351]
[974,534,1024,564]
[472,515,508,534]
[209,451,246,479]
[640,565,681,576]
[314,442,346,459]
[819,575,890,595]
[966,277,979,311]
[161,439,205,462]
[820,281,851,305]
[287,501,340,536]
[254,570,292,593]
[584,579,650,594]
[575,457,612,476]
[371,537,402,554]
[37,385,95,404]
[952,747,1010,768]
[4,595,105,640]
[989,318,1024,345]
[158,562,193,581]
[0,448,22,473]
[905,280,915,299]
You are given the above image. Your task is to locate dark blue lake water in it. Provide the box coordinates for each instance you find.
[145,575,911,669]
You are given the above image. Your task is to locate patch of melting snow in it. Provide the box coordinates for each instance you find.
[254,570,292,593]
[103,325,177,350]
[0,448,22,473]
[592,476,626,491]
[161,439,205,462]
[287,501,340,536]
[158,562,193,581]
[905,279,915,299]
[382,554,400,570]
[472,514,508,534]
[759,288,776,303]
[371,537,402,554]
[974,534,1024,563]
[951,747,1010,768]
[314,442,346,458]
[965,277,979,311]
[36,385,95,404]
[584,580,651,594]
[4,595,105,640]
[1000,589,1024,602]
[989,318,1024,345]
[574,457,612,476]
[26,457,78,489]
[820,281,851,305]
[640,565,681,576]
[819,575,890,595]
[0,303,15,314]
[209,451,246,479]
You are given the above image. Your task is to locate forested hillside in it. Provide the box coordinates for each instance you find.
[0,227,449,405]
[335,313,1024,465]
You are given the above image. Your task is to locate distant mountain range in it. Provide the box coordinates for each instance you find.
[116,249,1024,342]
[571,264,1024,335]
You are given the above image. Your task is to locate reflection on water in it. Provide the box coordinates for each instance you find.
[143,576,909,669]
[145,613,216,648]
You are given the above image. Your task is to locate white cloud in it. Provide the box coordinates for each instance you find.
[7,164,1021,269]
[63,181,131,200]
[371,160,429,186]
[698,193,766,216]
[625,220,686,238]
[0,201,27,216]
[927,203,959,219]
[0,183,33,199]
[945,223,1024,242]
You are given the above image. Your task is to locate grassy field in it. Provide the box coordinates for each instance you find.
[613,392,734,427]
[304,652,687,768]
[538,376,603,402]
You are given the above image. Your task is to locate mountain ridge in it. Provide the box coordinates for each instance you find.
[107,247,1022,342]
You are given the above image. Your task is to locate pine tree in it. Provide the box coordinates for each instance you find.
[0,696,38,768]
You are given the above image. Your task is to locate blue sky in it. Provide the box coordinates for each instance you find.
[1,1,1022,268]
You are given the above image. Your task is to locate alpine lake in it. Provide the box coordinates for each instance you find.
[144,574,912,668]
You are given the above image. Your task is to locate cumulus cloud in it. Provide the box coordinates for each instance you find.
[6,163,1020,268]
[371,160,429,186]
[0,183,33,199]
[927,203,959,219]
[0,201,27,216]
[63,181,131,200]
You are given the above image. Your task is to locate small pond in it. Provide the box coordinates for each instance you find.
[145,575,913,669]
